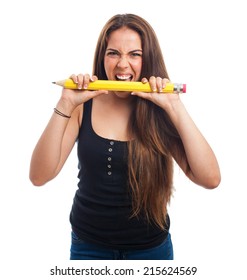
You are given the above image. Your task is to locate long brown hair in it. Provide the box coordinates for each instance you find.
[92,14,186,229]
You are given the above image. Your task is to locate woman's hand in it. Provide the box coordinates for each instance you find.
[133,78,220,189]
[131,76,180,111]
[58,74,108,114]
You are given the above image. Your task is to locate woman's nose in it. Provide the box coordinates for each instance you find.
[117,55,129,68]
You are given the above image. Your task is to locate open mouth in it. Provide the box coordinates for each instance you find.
[115,74,133,81]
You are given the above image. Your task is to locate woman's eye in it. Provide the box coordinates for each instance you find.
[131,53,142,57]
[107,51,119,56]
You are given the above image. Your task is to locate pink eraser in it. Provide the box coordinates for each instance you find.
[183,84,186,93]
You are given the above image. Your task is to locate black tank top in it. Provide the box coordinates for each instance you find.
[70,99,169,250]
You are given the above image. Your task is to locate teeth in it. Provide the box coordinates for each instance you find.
[116,75,132,81]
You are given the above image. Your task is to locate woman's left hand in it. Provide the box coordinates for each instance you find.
[131,76,180,110]
[136,78,220,189]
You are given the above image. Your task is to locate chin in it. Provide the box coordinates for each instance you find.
[114,91,132,99]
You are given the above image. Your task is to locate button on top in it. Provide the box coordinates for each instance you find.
[110,141,114,146]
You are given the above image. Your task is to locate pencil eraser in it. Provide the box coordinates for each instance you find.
[183,84,186,93]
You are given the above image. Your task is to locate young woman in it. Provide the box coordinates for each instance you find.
[29,14,221,260]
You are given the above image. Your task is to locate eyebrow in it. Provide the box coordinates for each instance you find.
[106,48,142,53]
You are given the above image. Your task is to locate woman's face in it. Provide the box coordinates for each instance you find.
[104,27,142,98]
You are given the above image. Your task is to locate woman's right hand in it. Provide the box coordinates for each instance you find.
[58,74,108,113]
[30,74,108,186]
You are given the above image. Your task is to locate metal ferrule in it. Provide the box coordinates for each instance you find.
[173,83,183,93]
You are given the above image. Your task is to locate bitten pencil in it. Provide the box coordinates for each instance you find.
[53,79,186,93]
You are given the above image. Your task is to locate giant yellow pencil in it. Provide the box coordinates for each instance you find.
[53,79,186,93]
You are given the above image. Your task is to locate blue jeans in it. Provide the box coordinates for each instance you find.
[70,232,173,260]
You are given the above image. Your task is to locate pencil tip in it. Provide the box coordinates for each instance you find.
[52,81,56,84]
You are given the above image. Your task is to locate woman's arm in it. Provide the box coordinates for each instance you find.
[164,98,221,189]
[29,74,108,186]
[131,77,221,189]
[29,100,81,186]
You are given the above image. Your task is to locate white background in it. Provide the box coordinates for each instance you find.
[0,0,246,279]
